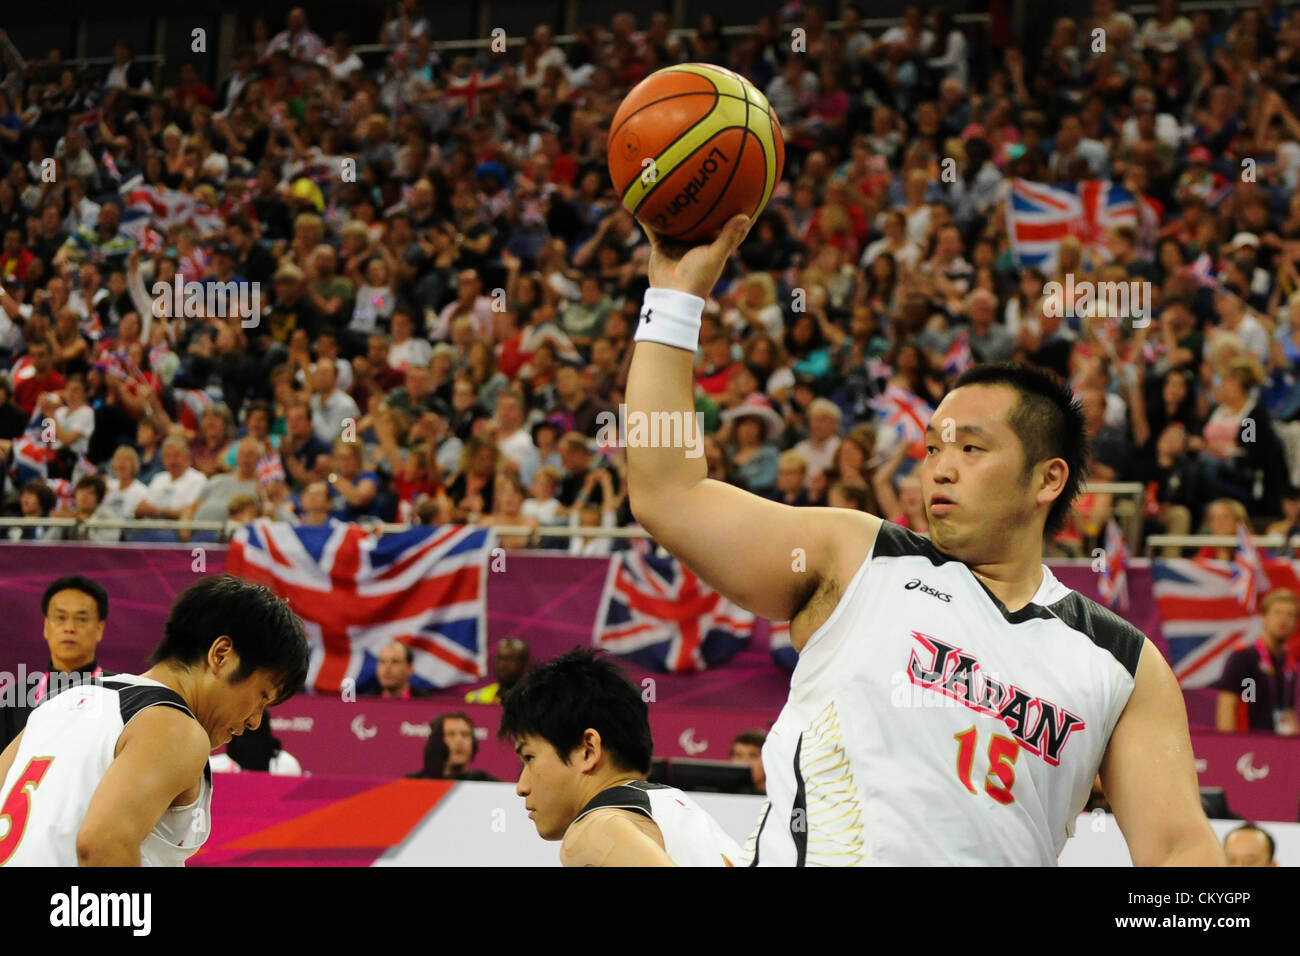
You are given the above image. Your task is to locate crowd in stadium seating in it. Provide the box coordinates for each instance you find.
[2,0,1300,555]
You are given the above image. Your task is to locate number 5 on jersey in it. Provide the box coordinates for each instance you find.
[0,757,54,864]
[954,727,1019,805]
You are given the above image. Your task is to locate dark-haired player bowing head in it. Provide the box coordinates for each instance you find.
[500,648,740,866]
[0,574,309,866]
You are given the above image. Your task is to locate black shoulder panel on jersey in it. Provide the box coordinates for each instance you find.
[573,783,655,824]
[870,521,954,564]
[1044,592,1146,678]
[103,680,196,727]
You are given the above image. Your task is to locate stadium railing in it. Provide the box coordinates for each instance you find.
[1079,482,1144,551]
[0,516,655,546]
[1145,534,1294,557]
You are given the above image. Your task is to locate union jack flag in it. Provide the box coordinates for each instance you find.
[444,69,503,119]
[11,432,58,482]
[186,203,225,240]
[593,551,755,673]
[101,150,123,183]
[257,455,286,487]
[1188,252,1219,289]
[175,388,215,434]
[124,184,196,230]
[47,478,74,510]
[866,357,892,384]
[869,384,933,448]
[1232,523,1268,613]
[943,330,973,377]
[1005,179,1137,271]
[226,519,492,693]
[1152,556,1298,688]
[1097,518,1129,611]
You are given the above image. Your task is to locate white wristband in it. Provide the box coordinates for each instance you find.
[633,287,706,352]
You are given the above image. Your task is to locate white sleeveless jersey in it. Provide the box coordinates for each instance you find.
[745,523,1144,866]
[0,674,212,867]
[572,781,742,866]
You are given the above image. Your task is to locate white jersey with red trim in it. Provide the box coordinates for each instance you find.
[744,522,1143,866]
[0,674,212,867]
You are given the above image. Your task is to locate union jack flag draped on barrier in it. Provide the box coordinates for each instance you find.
[226,519,491,693]
[1005,179,1137,270]
[593,551,755,673]
[1152,556,1300,688]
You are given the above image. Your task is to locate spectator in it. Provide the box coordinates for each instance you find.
[769,450,811,506]
[1214,588,1299,735]
[409,712,498,781]
[523,464,563,525]
[560,275,613,349]
[8,479,61,540]
[387,305,432,372]
[358,641,432,699]
[297,480,336,527]
[66,474,119,542]
[719,396,783,496]
[723,272,784,340]
[464,637,531,705]
[40,372,94,458]
[1222,823,1279,867]
[190,403,234,478]
[326,439,381,521]
[792,399,843,487]
[13,339,64,417]
[134,435,206,522]
[551,364,611,439]
[308,359,361,446]
[480,471,538,548]
[730,729,766,795]
[493,387,540,485]
[568,465,623,556]
[192,437,263,524]
[126,415,164,483]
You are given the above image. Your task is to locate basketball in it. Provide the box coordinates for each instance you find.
[607,63,784,244]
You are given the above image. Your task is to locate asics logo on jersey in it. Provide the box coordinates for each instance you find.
[904,578,952,603]
[906,632,1087,766]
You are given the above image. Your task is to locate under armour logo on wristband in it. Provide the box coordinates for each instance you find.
[641,307,653,323]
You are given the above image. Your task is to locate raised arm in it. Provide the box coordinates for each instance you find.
[625,216,880,628]
[1100,640,1224,866]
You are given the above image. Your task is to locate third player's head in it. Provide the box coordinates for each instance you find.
[149,575,310,748]
[921,363,1088,565]
[499,648,653,841]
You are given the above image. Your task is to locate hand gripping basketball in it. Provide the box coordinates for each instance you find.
[643,214,752,300]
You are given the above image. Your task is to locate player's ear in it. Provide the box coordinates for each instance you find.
[207,634,236,674]
[579,727,602,771]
